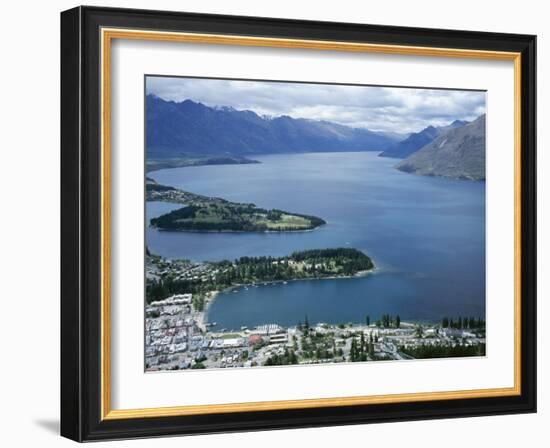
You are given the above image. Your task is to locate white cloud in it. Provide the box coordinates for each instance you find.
[146,76,486,134]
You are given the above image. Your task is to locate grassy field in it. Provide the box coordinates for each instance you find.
[258,213,313,230]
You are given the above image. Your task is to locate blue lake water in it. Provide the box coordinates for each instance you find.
[147,152,485,329]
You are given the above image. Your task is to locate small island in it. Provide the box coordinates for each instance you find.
[147,179,326,232]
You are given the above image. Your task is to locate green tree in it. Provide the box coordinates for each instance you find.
[350,338,358,362]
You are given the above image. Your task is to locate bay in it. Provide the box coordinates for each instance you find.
[147,152,485,329]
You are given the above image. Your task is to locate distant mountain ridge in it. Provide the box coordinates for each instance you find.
[146,95,396,157]
[396,114,486,180]
[379,120,468,159]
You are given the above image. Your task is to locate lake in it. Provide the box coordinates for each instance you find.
[147,152,485,329]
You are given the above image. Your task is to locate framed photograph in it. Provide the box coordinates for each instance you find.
[60,6,536,441]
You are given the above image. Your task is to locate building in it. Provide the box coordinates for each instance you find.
[248,334,263,346]
[149,293,192,307]
[268,333,288,344]
[222,337,247,348]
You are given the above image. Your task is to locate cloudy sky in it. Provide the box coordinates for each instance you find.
[146,76,486,134]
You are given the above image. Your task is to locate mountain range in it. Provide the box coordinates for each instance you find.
[146,95,485,181]
[378,120,468,159]
[396,114,486,181]
[146,95,397,157]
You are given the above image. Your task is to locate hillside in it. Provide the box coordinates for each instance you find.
[395,115,486,180]
[379,120,468,159]
[146,95,395,157]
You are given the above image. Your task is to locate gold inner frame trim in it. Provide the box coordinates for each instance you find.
[100,27,522,421]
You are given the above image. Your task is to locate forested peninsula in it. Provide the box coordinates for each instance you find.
[147,179,326,232]
[146,248,374,304]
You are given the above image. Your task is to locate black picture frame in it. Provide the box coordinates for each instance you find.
[61,5,536,442]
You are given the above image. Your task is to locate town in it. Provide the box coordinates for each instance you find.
[145,252,486,371]
[145,291,486,371]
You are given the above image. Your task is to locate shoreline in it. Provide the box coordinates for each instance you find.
[151,225,324,234]
[195,290,219,332]
[146,156,261,174]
